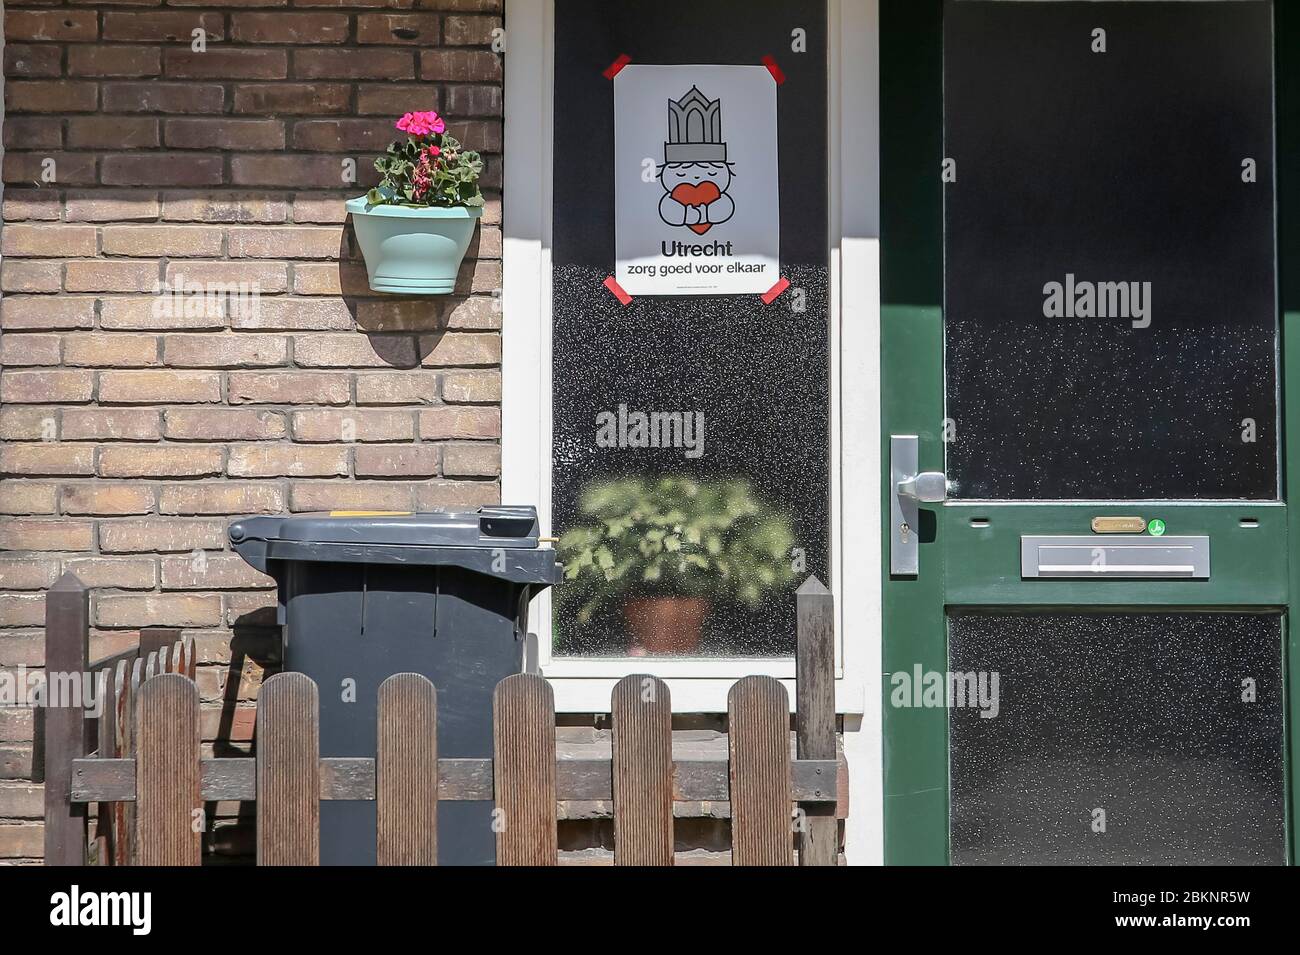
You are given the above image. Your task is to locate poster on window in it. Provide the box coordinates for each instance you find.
[613,64,781,297]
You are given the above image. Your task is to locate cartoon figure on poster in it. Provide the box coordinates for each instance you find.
[657,86,736,235]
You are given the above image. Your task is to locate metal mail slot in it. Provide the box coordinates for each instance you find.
[1021,536,1210,579]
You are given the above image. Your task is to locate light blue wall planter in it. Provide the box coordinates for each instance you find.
[346,198,483,295]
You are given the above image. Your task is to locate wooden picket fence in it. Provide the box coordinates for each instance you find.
[41,573,846,866]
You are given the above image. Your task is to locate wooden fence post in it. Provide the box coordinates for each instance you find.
[611,674,673,866]
[377,673,439,866]
[256,673,320,866]
[43,573,89,866]
[135,674,201,865]
[493,673,557,866]
[728,676,793,866]
[796,576,838,865]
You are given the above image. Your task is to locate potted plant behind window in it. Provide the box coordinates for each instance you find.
[558,477,796,655]
[346,110,484,294]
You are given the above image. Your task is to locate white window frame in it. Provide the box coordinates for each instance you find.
[502,0,879,718]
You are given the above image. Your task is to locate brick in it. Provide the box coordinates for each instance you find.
[418,332,500,367]
[442,443,500,477]
[0,783,42,818]
[63,334,159,368]
[2,191,61,223]
[67,45,161,78]
[354,445,438,478]
[96,594,222,628]
[1,225,96,258]
[289,482,415,513]
[60,484,155,517]
[100,297,224,331]
[102,12,224,41]
[227,227,342,260]
[0,715,37,747]
[1,262,61,294]
[436,14,496,45]
[5,10,98,42]
[164,409,285,441]
[228,445,348,478]
[421,49,501,83]
[61,409,161,441]
[0,750,35,784]
[2,152,97,187]
[161,554,271,590]
[294,334,419,368]
[232,298,354,332]
[65,191,161,222]
[102,226,223,258]
[3,116,62,150]
[72,116,162,151]
[99,371,221,404]
[102,153,224,186]
[162,334,287,368]
[441,370,500,403]
[232,83,350,115]
[0,445,94,477]
[0,596,45,627]
[164,48,288,80]
[0,484,58,516]
[291,194,348,225]
[228,372,350,405]
[101,83,224,114]
[167,261,288,294]
[291,119,396,152]
[0,520,94,552]
[231,12,349,43]
[419,406,500,439]
[166,118,284,151]
[161,194,288,224]
[62,558,157,591]
[413,479,499,511]
[0,370,94,403]
[159,483,284,516]
[0,334,61,366]
[355,84,441,116]
[444,83,502,117]
[65,261,160,292]
[100,519,227,554]
[355,372,438,405]
[4,45,62,78]
[99,445,223,478]
[0,408,57,441]
[292,409,415,443]
[0,559,59,591]
[446,118,501,153]
[357,13,441,44]
[0,297,94,331]
[231,155,370,189]
[294,48,416,80]
[291,263,368,296]
[5,81,98,113]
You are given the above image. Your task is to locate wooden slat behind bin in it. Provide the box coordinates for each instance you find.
[135,674,201,866]
[377,674,439,866]
[256,673,320,866]
[493,674,557,866]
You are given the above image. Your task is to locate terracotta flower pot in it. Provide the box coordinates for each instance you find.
[623,596,710,655]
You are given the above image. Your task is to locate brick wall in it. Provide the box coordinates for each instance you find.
[0,1,504,862]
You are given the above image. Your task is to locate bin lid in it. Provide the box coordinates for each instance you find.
[228,506,563,584]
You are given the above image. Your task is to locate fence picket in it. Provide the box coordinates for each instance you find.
[135,674,201,865]
[492,674,556,866]
[611,674,673,866]
[111,661,129,866]
[256,673,320,866]
[377,674,439,866]
[728,676,794,866]
[91,668,112,865]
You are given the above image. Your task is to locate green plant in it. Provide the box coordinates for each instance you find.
[366,110,484,209]
[558,476,796,624]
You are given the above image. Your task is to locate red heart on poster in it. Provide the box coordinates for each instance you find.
[671,182,722,234]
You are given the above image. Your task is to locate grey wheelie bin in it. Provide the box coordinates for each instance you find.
[229,506,562,866]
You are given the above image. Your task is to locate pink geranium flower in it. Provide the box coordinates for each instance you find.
[395,110,447,137]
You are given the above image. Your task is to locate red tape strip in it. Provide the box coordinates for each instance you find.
[761,276,790,305]
[603,275,633,305]
[762,55,786,85]
[603,54,632,80]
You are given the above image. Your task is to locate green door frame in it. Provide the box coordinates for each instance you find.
[880,0,1300,866]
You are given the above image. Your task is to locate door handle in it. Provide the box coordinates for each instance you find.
[890,435,948,575]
